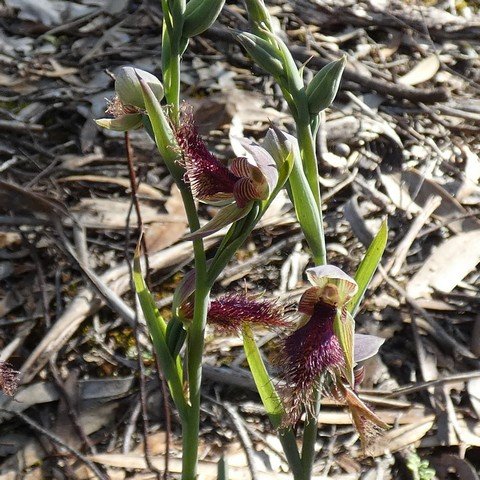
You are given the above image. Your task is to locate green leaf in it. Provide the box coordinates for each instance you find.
[349,219,388,316]
[242,325,302,475]
[242,325,284,427]
[236,32,286,82]
[166,317,187,358]
[133,251,188,418]
[287,157,325,265]
[243,0,273,35]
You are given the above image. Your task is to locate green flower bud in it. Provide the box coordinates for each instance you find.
[182,0,225,38]
[306,56,346,115]
[115,67,164,109]
[236,32,285,82]
[243,0,273,34]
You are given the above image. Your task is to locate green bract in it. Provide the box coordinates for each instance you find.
[306,56,346,115]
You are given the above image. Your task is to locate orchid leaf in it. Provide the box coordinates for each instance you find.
[133,249,187,418]
[242,325,302,474]
[349,219,388,316]
[242,324,284,427]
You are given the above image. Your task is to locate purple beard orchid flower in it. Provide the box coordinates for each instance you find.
[175,111,279,239]
[278,265,388,446]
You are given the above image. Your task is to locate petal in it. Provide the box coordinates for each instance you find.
[338,382,389,449]
[234,140,279,193]
[176,113,239,201]
[184,203,252,240]
[262,127,298,167]
[233,177,266,208]
[230,156,255,178]
[354,333,385,363]
[173,269,197,316]
[297,286,323,315]
[95,113,143,131]
[306,265,358,307]
[116,66,163,109]
[279,300,343,423]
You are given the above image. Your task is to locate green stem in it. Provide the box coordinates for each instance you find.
[279,429,303,479]
[166,53,181,123]
[300,390,321,479]
[179,187,209,480]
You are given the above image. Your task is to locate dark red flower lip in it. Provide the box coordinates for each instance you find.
[277,299,345,422]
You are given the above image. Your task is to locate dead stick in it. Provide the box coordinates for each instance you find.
[125,132,150,280]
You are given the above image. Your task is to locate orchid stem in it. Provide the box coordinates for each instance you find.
[178,184,209,480]
[300,389,321,479]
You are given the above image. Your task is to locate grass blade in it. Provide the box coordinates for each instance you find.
[349,219,388,316]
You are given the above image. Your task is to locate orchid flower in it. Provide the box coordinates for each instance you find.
[278,265,388,445]
[175,112,280,239]
[96,67,164,131]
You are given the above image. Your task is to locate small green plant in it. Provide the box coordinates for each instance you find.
[95,1,390,478]
[407,452,436,480]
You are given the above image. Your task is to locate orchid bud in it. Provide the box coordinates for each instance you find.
[236,33,285,81]
[182,0,225,38]
[306,56,346,115]
[115,67,164,109]
[243,0,273,33]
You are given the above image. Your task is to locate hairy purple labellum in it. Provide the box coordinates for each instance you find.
[208,294,286,333]
[279,300,344,421]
